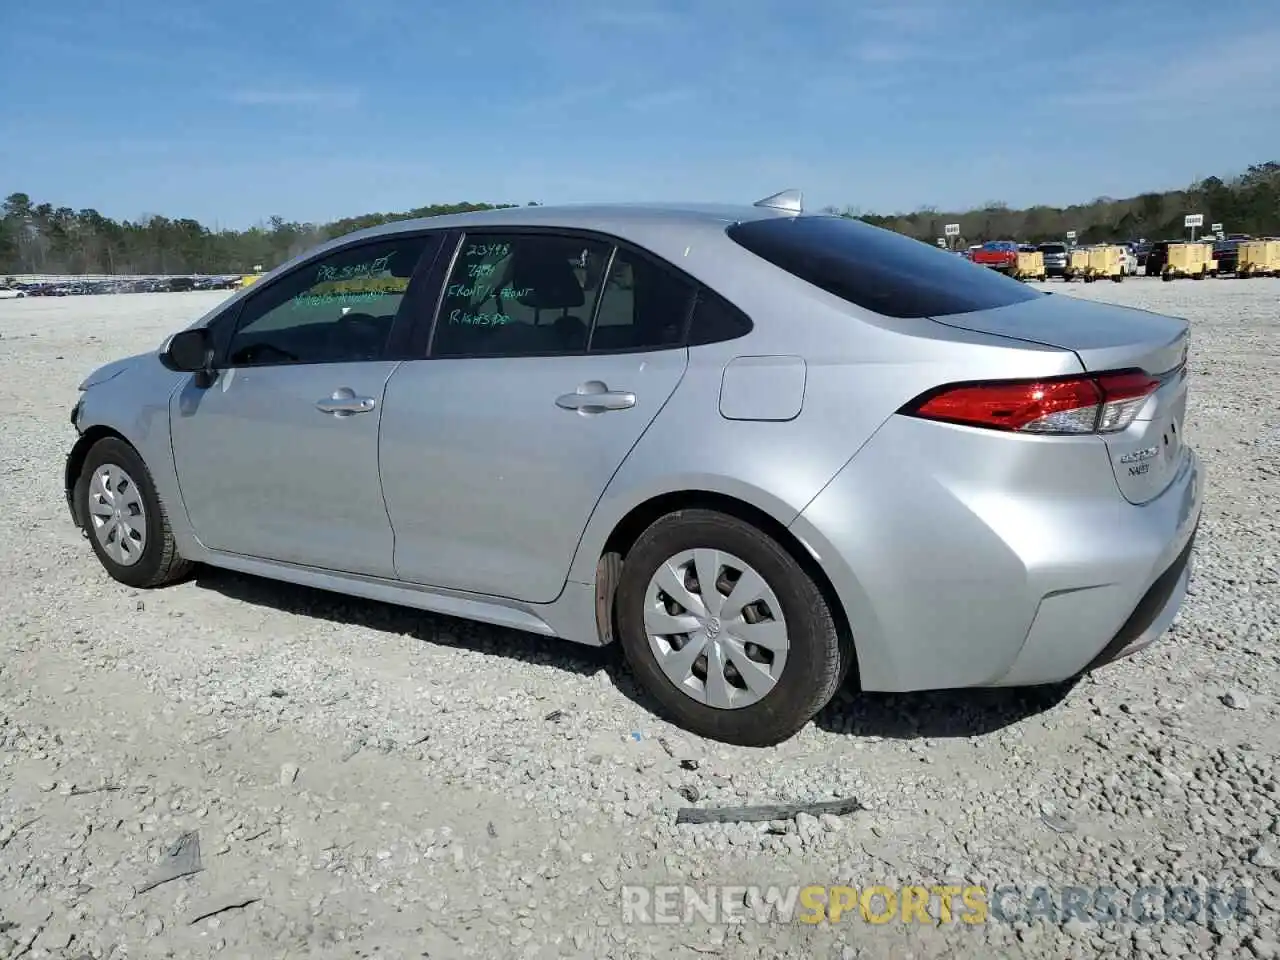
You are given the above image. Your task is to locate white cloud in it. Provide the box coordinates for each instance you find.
[625,87,696,111]
[853,40,921,65]
[228,87,361,108]
[1049,28,1280,117]
[854,0,945,32]
[578,5,686,31]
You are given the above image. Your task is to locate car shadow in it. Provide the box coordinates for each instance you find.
[190,567,1078,743]
[190,565,618,679]
[814,681,1077,741]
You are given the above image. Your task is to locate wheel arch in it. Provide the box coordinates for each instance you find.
[65,426,134,529]
[593,488,860,687]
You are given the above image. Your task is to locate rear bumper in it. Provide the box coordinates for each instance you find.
[1080,525,1196,672]
[789,416,1205,692]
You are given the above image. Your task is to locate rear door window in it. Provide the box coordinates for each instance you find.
[687,288,752,345]
[588,247,696,352]
[429,233,610,357]
[727,216,1042,319]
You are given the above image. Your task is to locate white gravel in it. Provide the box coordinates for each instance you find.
[0,279,1277,959]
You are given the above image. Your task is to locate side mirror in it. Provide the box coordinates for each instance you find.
[160,328,216,386]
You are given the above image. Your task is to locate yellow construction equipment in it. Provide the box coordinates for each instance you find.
[1062,248,1091,282]
[1236,240,1280,278]
[1162,242,1215,281]
[1010,250,1046,281]
[1083,245,1126,283]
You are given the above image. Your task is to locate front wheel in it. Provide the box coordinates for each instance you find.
[615,509,850,747]
[76,437,194,588]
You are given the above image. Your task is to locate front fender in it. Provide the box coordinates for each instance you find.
[77,352,148,391]
[66,354,194,548]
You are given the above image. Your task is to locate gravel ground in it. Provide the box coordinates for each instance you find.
[0,279,1277,960]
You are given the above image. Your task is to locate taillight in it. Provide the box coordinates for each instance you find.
[902,371,1160,435]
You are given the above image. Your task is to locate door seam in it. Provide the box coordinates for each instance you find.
[377,360,405,576]
[551,347,692,602]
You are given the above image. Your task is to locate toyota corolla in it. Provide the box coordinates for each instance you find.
[65,192,1203,746]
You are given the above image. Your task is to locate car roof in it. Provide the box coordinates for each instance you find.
[341,202,797,245]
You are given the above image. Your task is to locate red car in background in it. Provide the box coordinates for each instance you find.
[970,240,1020,273]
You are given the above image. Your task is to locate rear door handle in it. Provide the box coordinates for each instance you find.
[556,381,636,414]
[316,388,377,416]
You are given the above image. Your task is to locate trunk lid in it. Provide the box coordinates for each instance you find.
[931,294,1191,505]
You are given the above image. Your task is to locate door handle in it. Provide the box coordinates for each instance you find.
[556,381,636,414]
[316,388,377,416]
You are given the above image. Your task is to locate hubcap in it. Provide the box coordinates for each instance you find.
[643,549,789,710]
[87,464,147,566]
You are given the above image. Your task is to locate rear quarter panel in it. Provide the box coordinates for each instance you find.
[790,414,1196,692]
[564,265,1086,588]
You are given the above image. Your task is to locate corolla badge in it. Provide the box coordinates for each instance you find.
[1119,446,1159,464]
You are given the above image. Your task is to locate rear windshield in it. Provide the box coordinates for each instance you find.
[727,216,1042,319]
[1039,244,1067,253]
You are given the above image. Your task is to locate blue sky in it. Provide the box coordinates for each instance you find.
[1,0,1277,228]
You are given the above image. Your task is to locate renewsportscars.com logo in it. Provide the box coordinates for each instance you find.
[621,884,1252,926]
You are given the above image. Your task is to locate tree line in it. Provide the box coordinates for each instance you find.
[3,162,1277,277]
[833,162,1280,247]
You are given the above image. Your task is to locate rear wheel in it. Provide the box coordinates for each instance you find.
[615,509,849,746]
[76,437,193,588]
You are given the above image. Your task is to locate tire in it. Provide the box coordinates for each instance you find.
[615,508,849,747]
[76,437,193,588]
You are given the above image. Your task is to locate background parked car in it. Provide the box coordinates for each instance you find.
[970,240,1020,272]
[1115,243,1138,276]
[1038,242,1069,277]
[1145,240,1175,276]
[1212,238,1242,275]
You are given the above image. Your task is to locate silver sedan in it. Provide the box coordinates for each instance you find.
[65,192,1203,746]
